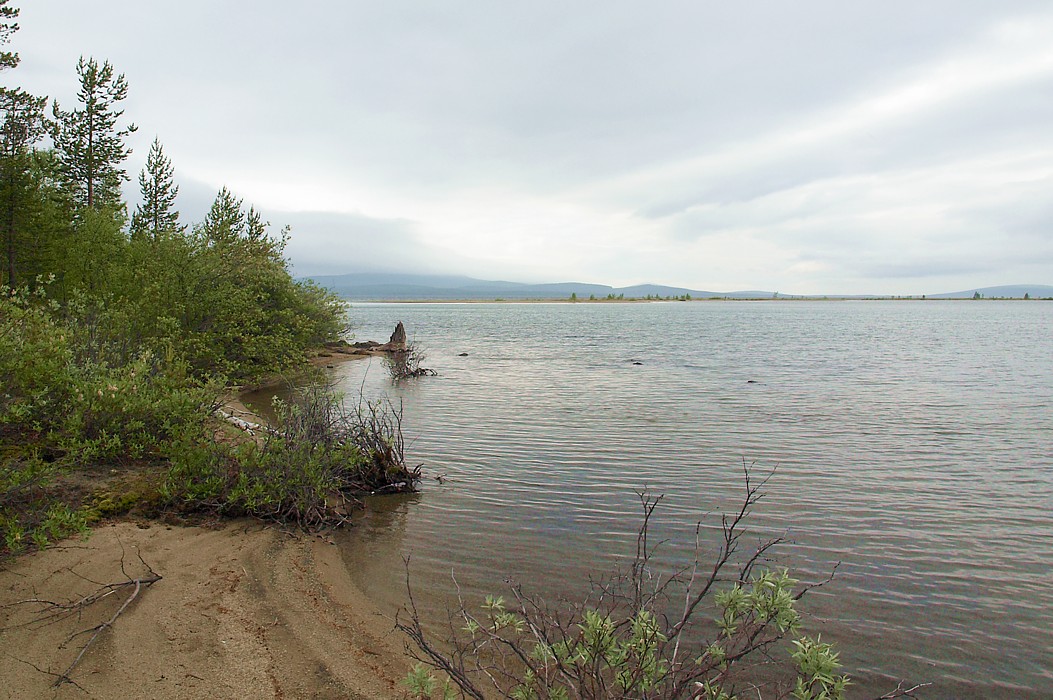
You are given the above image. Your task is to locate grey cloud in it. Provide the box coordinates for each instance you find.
[122,175,448,279]
[278,211,449,278]
[19,0,1053,294]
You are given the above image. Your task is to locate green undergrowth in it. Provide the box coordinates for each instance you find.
[2,283,409,558]
[162,385,420,529]
[1,287,216,556]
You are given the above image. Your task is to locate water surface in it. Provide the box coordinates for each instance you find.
[282,301,1052,697]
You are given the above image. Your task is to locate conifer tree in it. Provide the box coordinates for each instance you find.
[130,137,183,238]
[197,186,245,245]
[0,0,19,72]
[50,57,137,209]
[196,187,287,272]
[1,89,47,286]
[0,0,48,286]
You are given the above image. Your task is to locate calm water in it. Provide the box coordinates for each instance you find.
[286,301,1053,697]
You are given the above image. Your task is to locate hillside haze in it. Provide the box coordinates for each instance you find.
[305,274,1053,301]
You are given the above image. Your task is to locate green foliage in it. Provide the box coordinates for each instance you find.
[715,569,800,638]
[0,2,53,287]
[404,663,438,698]
[0,281,70,430]
[162,187,346,379]
[58,352,215,462]
[1,87,49,287]
[0,7,352,558]
[0,0,20,72]
[130,137,184,238]
[400,476,866,699]
[0,149,69,289]
[0,454,90,557]
[50,56,137,209]
[413,568,839,700]
[1,284,215,462]
[163,384,420,528]
[791,636,850,700]
[403,663,456,700]
[56,205,129,295]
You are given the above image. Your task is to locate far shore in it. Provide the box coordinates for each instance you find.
[343,295,1048,303]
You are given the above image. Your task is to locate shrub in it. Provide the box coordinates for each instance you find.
[163,382,420,528]
[385,341,437,382]
[58,352,217,462]
[2,284,217,464]
[0,281,71,435]
[0,454,90,557]
[398,467,865,700]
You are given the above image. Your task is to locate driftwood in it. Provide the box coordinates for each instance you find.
[2,545,162,689]
[215,407,277,436]
[324,321,411,357]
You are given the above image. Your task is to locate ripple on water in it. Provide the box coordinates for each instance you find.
[322,301,1053,698]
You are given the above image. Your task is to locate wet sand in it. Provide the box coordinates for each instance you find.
[0,520,411,699]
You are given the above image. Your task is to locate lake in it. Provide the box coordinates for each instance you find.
[272,300,1053,697]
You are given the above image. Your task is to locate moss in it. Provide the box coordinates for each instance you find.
[84,470,166,521]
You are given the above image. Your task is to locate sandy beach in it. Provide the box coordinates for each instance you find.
[0,520,412,699]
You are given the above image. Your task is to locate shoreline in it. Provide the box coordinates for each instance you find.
[0,520,412,698]
[1,346,418,699]
[344,296,1050,303]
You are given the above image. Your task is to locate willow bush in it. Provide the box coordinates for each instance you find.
[396,466,920,700]
[163,382,420,528]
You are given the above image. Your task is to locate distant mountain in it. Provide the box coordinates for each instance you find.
[925,284,1053,299]
[305,273,764,300]
[303,273,1053,301]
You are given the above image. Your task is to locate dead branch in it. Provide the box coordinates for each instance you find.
[876,681,933,698]
[3,545,162,689]
[395,558,486,700]
[53,570,161,687]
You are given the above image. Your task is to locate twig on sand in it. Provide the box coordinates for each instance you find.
[3,541,162,688]
[52,568,162,687]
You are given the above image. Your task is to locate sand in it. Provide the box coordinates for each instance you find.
[0,520,412,699]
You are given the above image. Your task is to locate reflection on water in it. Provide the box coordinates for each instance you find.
[253,301,1053,698]
[342,493,421,591]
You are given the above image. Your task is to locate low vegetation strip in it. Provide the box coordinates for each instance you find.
[163,383,419,529]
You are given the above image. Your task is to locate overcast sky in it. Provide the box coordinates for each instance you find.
[10,1,1053,294]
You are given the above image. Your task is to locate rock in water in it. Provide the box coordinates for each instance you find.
[389,321,407,351]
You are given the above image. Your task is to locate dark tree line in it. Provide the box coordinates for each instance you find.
[0,0,350,560]
[0,0,343,378]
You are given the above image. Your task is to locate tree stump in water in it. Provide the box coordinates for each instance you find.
[388,321,407,351]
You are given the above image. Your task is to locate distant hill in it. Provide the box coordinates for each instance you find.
[925,284,1053,299]
[303,273,1053,301]
[304,273,772,300]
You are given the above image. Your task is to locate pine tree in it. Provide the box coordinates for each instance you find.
[197,186,245,245]
[0,1,49,286]
[130,137,183,238]
[0,0,19,72]
[50,56,137,209]
[1,89,47,286]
